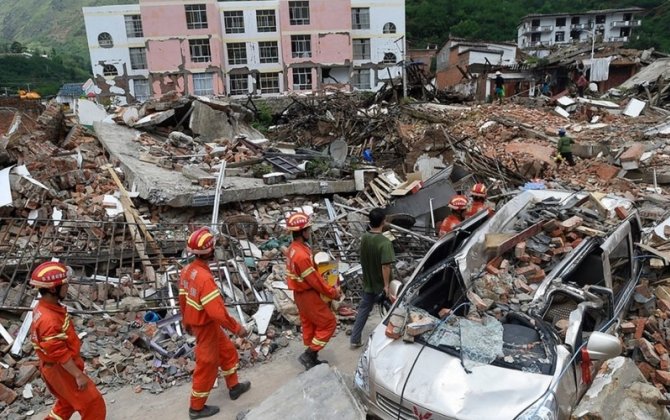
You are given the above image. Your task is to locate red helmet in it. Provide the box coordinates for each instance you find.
[286,212,311,232]
[448,195,469,211]
[471,183,488,198]
[186,227,216,255]
[30,261,71,288]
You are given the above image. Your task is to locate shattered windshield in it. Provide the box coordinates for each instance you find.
[412,308,555,374]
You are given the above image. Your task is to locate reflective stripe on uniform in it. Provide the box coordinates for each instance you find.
[43,333,67,341]
[221,364,238,376]
[191,389,210,398]
[62,315,70,332]
[185,297,203,311]
[48,410,65,420]
[200,289,220,306]
[178,289,188,296]
[311,337,328,347]
[300,267,315,278]
[286,273,302,282]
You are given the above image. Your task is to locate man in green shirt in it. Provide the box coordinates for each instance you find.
[555,128,576,167]
[350,208,395,348]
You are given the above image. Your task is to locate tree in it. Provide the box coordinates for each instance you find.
[10,41,23,53]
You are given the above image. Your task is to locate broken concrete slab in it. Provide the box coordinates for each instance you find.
[619,143,645,170]
[189,99,263,141]
[572,357,670,420]
[623,99,646,118]
[94,122,355,207]
[133,109,175,129]
[238,364,365,420]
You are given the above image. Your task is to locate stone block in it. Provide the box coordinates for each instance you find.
[638,338,661,367]
[0,383,17,405]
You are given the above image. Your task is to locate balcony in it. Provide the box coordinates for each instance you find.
[611,20,641,28]
[571,23,589,30]
[608,36,630,42]
[522,25,554,34]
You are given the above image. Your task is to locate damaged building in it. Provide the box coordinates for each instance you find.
[82,0,406,103]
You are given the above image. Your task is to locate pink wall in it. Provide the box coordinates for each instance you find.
[279,0,352,65]
[140,0,224,95]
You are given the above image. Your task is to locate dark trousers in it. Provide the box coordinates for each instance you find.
[350,292,378,345]
[560,152,576,166]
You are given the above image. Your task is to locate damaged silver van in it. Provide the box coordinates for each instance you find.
[354,190,641,420]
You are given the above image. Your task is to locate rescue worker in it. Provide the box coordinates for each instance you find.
[465,183,495,218]
[285,212,341,370]
[179,227,250,419]
[29,261,107,420]
[438,195,469,237]
[555,128,576,167]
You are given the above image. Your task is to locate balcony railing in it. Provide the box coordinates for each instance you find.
[608,36,630,42]
[523,25,554,34]
[611,20,641,28]
[571,23,589,30]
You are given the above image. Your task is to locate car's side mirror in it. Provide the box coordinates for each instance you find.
[389,280,403,302]
[586,331,621,360]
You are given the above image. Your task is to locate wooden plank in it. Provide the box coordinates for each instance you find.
[363,190,380,207]
[637,243,670,265]
[370,184,388,205]
[372,177,393,193]
[10,299,37,357]
[495,221,545,257]
[576,225,606,237]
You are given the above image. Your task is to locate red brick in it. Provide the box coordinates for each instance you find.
[658,298,670,313]
[638,362,656,380]
[566,232,579,241]
[593,163,620,181]
[518,255,531,263]
[0,383,17,405]
[560,216,583,231]
[486,263,500,275]
[656,370,670,386]
[527,270,546,284]
[549,228,563,238]
[530,255,542,265]
[515,242,527,258]
[621,322,636,334]
[661,354,670,371]
[570,238,583,248]
[620,143,645,163]
[615,206,629,220]
[655,343,668,356]
[516,265,537,276]
[634,318,646,339]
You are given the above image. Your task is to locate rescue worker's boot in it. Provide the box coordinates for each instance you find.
[313,351,328,365]
[189,405,220,419]
[229,381,251,400]
[298,348,319,370]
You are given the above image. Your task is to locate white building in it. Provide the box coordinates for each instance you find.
[219,1,285,96]
[83,4,150,103]
[517,7,644,57]
[350,0,406,91]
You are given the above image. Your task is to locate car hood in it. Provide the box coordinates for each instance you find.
[368,324,553,420]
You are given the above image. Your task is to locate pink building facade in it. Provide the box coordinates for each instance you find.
[83,0,406,101]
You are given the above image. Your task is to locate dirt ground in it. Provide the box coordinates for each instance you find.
[32,312,381,420]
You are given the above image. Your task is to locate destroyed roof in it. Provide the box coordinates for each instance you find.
[57,83,84,97]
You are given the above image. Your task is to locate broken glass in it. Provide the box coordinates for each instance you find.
[460,315,504,370]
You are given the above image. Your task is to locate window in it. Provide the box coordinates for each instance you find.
[289,1,310,25]
[98,32,113,48]
[353,39,370,60]
[352,8,370,30]
[226,43,247,65]
[571,16,580,25]
[259,73,280,94]
[555,31,565,42]
[531,19,540,27]
[259,41,279,63]
[383,22,397,34]
[189,39,211,63]
[256,10,276,32]
[125,15,144,38]
[570,30,580,40]
[623,13,633,21]
[382,52,397,64]
[185,4,208,29]
[352,69,371,90]
[556,17,566,27]
[193,73,214,95]
[595,15,606,24]
[620,27,631,38]
[133,79,150,102]
[129,47,147,70]
[102,64,118,76]
[229,74,249,95]
[531,33,541,43]
[293,67,312,90]
[224,11,245,34]
[291,35,311,58]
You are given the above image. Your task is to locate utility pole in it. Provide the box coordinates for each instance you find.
[589,19,596,82]
[394,35,408,99]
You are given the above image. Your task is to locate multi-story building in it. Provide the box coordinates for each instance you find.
[517,7,643,57]
[83,0,405,102]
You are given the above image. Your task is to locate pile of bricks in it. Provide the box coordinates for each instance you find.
[622,282,670,393]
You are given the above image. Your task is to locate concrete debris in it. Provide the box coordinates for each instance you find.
[238,364,365,420]
[572,357,670,420]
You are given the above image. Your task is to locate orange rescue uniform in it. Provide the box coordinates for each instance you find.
[286,241,338,351]
[31,300,106,420]
[179,258,242,411]
[438,214,463,236]
[465,200,495,218]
